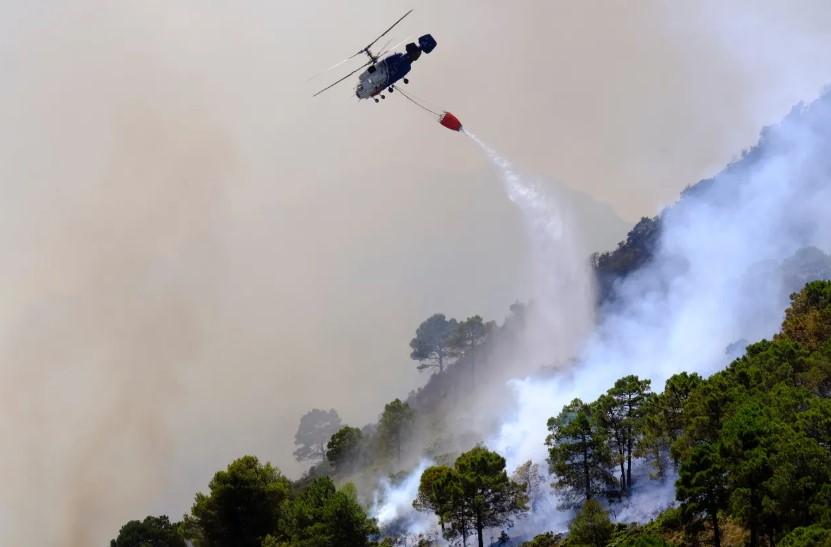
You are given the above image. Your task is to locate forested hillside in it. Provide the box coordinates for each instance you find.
[110,280,831,546]
[521,280,831,547]
[110,88,831,546]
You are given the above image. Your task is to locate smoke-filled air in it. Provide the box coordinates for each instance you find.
[4,2,831,547]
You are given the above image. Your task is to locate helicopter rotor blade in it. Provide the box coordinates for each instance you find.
[312,60,372,97]
[375,37,394,57]
[354,9,413,58]
[306,56,359,82]
[376,37,412,59]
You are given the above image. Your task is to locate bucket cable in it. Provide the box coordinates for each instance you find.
[394,85,441,117]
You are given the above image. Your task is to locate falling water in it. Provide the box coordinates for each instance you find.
[463,130,595,379]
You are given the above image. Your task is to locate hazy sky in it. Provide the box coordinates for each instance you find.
[2,1,831,544]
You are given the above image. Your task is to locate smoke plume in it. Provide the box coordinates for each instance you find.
[374,92,831,541]
[491,93,831,532]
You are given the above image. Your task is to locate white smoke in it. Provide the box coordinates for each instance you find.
[372,459,438,538]
[487,94,831,532]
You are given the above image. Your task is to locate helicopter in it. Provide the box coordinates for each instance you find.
[312,9,437,103]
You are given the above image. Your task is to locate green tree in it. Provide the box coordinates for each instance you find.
[326,426,363,473]
[778,280,831,351]
[416,465,475,546]
[547,399,613,505]
[449,315,493,385]
[455,447,528,547]
[449,316,491,354]
[594,375,652,493]
[720,402,781,547]
[671,373,733,464]
[293,408,342,463]
[378,399,414,463]
[279,477,378,547]
[767,424,831,537]
[189,456,291,547]
[778,525,831,547]
[675,443,728,547]
[520,532,564,546]
[415,447,527,547]
[414,465,475,545]
[413,465,459,535]
[110,515,185,547]
[609,534,671,547]
[567,499,613,547]
[410,314,458,373]
[797,397,831,450]
[639,372,703,477]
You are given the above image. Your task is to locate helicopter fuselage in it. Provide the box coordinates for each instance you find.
[355,53,413,99]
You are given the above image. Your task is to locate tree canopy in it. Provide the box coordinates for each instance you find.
[778,280,831,351]
[415,446,527,547]
[279,477,378,547]
[410,313,458,373]
[539,281,831,545]
[293,408,342,463]
[593,375,652,494]
[546,398,613,505]
[455,446,528,547]
[189,456,291,547]
[113,280,831,547]
[567,499,614,547]
[110,515,185,547]
[326,425,363,473]
[378,399,414,463]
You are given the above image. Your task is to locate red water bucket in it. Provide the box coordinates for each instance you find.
[438,111,463,132]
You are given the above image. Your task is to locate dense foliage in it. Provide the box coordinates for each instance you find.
[410,313,458,373]
[542,280,831,546]
[188,456,291,547]
[591,216,661,303]
[568,499,614,547]
[326,425,363,473]
[546,399,614,505]
[277,477,378,546]
[414,446,528,547]
[377,399,415,463]
[110,515,185,547]
[113,456,378,547]
[111,236,831,547]
[113,279,831,547]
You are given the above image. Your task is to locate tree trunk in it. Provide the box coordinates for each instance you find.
[626,434,633,490]
[749,489,759,547]
[615,428,626,493]
[618,457,626,494]
[470,346,476,389]
[583,434,592,500]
[711,511,721,547]
[477,524,484,547]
